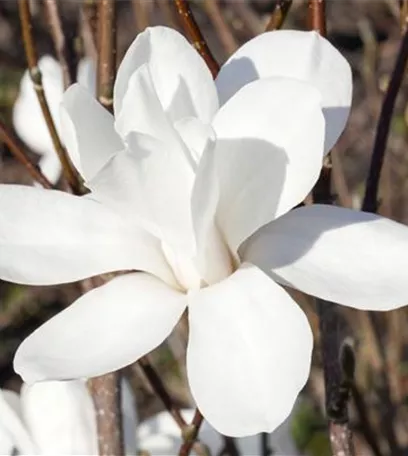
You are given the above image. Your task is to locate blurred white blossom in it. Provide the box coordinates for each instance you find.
[13,55,96,183]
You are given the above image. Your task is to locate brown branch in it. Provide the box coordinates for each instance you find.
[139,355,188,429]
[307,0,327,35]
[265,0,292,32]
[43,0,77,89]
[174,0,220,78]
[88,373,124,456]
[203,0,238,56]
[18,0,81,194]
[179,408,204,456]
[362,29,408,213]
[97,0,116,112]
[0,121,52,189]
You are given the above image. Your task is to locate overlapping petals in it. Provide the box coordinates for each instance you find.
[0,185,175,286]
[114,26,218,123]
[193,77,325,255]
[215,30,352,153]
[187,264,312,436]
[14,273,186,382]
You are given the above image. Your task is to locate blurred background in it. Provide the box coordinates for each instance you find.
[0,1,408,455]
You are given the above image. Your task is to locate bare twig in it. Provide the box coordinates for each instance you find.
[139,355,187,429]
[179,408,204,456]
[362,29,408,213]
[97,0,116,111]
[88,373,124,456]
[308,0,327,35]
[174,0,220,78]
[0,121,52,189]
[18,0,81,193]
[265,0,292,32]
[43,0,77,89]
[203,0,238,55]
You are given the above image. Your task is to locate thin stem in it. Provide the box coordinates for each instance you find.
[362,29,408,214]
[139,355,187,429]
[307,0,327,35]
[174,0,220,78]
[265,0,292,32]
[97,0,116,112]
[179,409,204,456]
[0,121,52,189]
[43,0,77,89]
[18,0,81,193]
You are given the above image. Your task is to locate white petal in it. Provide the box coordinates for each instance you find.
[114,26,218,123]
[60,84,123,181]
[174,117,215,164]
[77,57,97,95]
[216,30,352,153]
[0,185,174,286]
[88,132,196,254]
[242,204,408,311]
[187,264,312,437]
[14,273,187,382]
[195,77,324,254]
[13,56,63,158]
[21,380,98,455]
[0,389,36,455]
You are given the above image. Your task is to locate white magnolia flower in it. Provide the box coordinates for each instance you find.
[1,26,408,437]
[13,55,96,183]
[137,408,300,456]
[0,380,98,455]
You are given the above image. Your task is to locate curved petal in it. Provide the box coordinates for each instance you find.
[0,185,174,286]
[88,131,196,254]
[242,204,408,311]
[0,389,36,455]
[14,272,187,382]
[114,26,218,123]
[21,380,98,455]
[13,56,63,157]
[60,84,123,181]
[216,30,352,153]
[194,77,324,254]
[187,264,312,437]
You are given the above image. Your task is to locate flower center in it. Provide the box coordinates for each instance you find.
[161,242,205,292]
